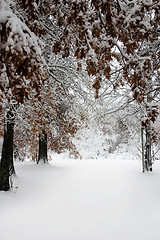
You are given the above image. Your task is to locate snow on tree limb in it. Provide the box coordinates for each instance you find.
[0,0,47,106]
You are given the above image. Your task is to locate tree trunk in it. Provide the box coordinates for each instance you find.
[0,107,15,191]
[145,127,152,171]
[37,130,48,164]
[141,128,145,172]
[141,126,153,172]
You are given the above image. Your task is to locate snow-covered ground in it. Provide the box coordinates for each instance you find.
[1,153,160,240]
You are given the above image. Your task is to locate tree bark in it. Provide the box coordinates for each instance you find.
[37,130,48,164]
[0,107,15,191]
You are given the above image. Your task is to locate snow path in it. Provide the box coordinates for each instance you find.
[1,157,160,240]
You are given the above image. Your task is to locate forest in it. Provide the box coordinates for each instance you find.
[0,0,159,191]
[0,1,160,240]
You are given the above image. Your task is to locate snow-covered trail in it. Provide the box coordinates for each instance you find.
[1,157,160,240]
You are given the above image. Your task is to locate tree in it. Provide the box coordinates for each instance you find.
[0,103,16,190]
[12,52,91,163]
[16,0,160,168]
[0,0,46,190]
[50,0,160,170]
[49,1,158,90]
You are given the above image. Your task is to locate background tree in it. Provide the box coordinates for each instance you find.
[13,53,91,163]
[16,0,160,168]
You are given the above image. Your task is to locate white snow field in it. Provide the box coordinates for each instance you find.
[1,154,160,240]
